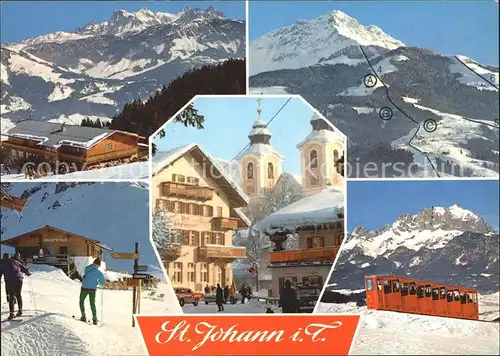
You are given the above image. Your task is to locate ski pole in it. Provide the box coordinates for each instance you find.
[100,287,104,322]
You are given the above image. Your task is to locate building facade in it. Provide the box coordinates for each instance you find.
[238,98,284,200]
[152,144,248,293]
[297,113,345,197]
[2,120,145,170]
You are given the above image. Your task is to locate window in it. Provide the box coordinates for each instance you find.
[174,202,181,213]
[188,231,196,246]
[383,280,392,294]
[460,292,466,304]
[188,263,195,283]
[203,232,211,246]
[200,263,208,283]
[333,149,341,174]
[377,280,382,291]
[454,290,460,302]
[187,177,199,185]
[105,143,113,151]
[440,287,446,299]
[310,150,318,169]
[173,262,183,284]
[366,279,374,291]
[392,280,400,293]
[401,283,409,296]
[203,205,212,217]
[425,285,432,298]
[409,283,416,295]
[189,204,195,215]
[472,293,477,304]
[446,291,454,302]
[432,288,439,300]
[306,236,324,248]
[172,174,185,183]
[217,207,223,217]
[267,162,274,179]
[417,285,425,298]
[247,162,254,180]
[310,176,320,186]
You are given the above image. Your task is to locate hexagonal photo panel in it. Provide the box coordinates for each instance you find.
[150,94,347,314]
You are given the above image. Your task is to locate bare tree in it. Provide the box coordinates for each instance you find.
[152,206,183,264]
[240,174,305,290]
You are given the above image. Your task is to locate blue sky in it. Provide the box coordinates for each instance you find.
[249,1,499,66]
[155,97,316,175]
[347,180,500,233]
[1,1,245,43]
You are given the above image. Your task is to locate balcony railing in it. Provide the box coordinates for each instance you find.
[198,245,246,260]
[212,217,240,231]
[269,247,340,264]
[162,182,214,201]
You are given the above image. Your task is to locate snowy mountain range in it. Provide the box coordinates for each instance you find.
[249,10,499,178]
[0,182,163,276]
[329,204,499,293]
[1,7,245,130]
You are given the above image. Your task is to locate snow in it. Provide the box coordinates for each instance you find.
[85,58,167,80]
[450,55,499,91]
[391,103,499,178]
[402,96,420,104]
[257,188,344,235]
[47,85,74,102]
[353,107,376,114]
[237,143,285,160]
[7,50,75,85]
[182,298,282,314]
[317,303,499,354]
[249,86,290,95]
[297,127,346,147]
[3,162,149,181]
[1,62,10,85]
[339,77,386,96]
[0,96,32,114]
[80,93,116,106]
[249,10,404,76]
[0,265,181,356]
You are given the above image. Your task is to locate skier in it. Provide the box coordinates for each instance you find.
[1,253,11,304]
[279,280,299,313]
[215,284,224,312]
[223,285,229,304]
[79,258,105,325]
[0,252,31,320]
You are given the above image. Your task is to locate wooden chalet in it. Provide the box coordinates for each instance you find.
[2,120,146,169]
[1,225,112,276]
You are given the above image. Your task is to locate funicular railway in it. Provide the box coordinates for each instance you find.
[365,275,479,321]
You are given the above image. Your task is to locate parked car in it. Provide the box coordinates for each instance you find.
[174,288,200,307]
[296,284,321,313]
[204,291,242,305]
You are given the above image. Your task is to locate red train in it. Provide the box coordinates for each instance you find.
[364,275,479,321]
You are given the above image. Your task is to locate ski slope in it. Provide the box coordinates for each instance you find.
[315,296,499,355]
[1,265,181,356]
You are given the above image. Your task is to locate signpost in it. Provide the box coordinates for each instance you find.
[132,273,150,280]
[111,242,141,327]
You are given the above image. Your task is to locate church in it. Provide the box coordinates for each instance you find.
[233,98,345,299]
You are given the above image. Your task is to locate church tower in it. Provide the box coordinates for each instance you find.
[297,113,345,196]
[238,98,284,199]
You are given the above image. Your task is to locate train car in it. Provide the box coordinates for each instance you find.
[364,275,479,321]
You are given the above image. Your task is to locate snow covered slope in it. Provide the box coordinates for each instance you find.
[330,204,499,293]
[0,182,157,274]
[1,265,181,356]
[249,10,403,76]
[315,302,499,355]
[249,10,499,178]
[1,7,245,124]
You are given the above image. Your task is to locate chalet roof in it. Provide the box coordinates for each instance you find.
[1,225,113,251]
[152,143,249,208]
[5,120,141,150]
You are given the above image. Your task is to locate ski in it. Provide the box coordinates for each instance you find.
[72,315,103,326]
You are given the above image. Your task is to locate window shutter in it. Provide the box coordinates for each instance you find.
[181,230,189,245]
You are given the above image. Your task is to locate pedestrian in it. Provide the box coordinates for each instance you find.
[223,285,229,304]
[79,258,105,325]
[0,252,31,320]
[279,280,299,313]
[204,284,210,294]
[247,285,252,298]
[1,253,11,304]
[215,283,224,312]
[240,283,247,304]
